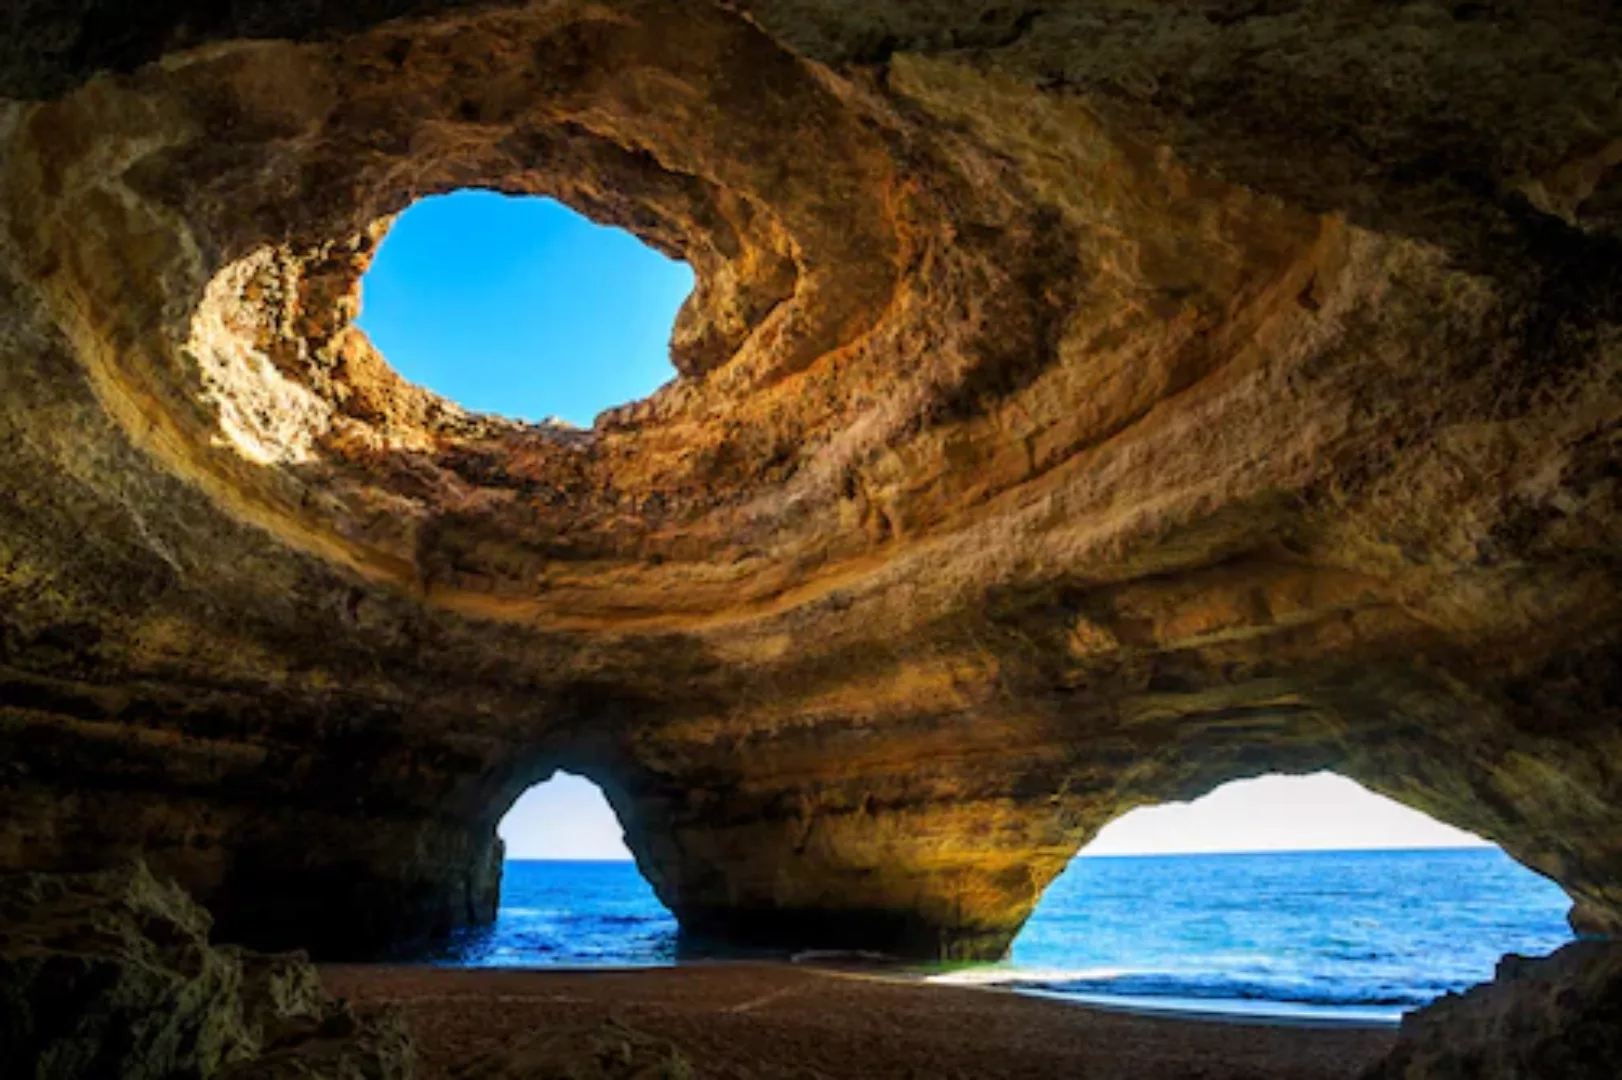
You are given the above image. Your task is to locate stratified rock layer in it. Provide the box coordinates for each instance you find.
[0,861,414,1079]
[1365,941,1622,1079]
[0,0,1618,962]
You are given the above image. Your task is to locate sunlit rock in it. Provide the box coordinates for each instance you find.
[0,0,1618,970]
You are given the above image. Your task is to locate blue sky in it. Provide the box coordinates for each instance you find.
[359,191,1485,863]
[356,190,691,427]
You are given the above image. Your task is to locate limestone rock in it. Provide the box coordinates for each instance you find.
[0,860,248,1079]
[1364,941,1622,1080]
[0,1,1618,962]
[0,862,415,1080]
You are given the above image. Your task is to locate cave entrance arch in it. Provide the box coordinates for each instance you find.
[449,771,676,966]
[999,772,1574,1019]
[356,190,694,426]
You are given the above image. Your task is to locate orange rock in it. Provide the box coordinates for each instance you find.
[0,0,1618,964]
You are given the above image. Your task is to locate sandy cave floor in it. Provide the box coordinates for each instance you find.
[321,963,1397,1079]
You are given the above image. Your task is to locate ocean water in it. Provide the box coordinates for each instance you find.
[444,859,681,967]
[432,849,1575,1020]
[941,848,1575,1021]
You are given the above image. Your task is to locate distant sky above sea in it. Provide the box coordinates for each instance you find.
[356,190,1489,865]
[1081,772,1486,856]
[498,771,1487,861]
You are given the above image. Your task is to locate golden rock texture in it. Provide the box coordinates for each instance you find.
[0,1,1619,960]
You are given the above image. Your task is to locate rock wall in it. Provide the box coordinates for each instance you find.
[1365,940,1622,1079]
[0,0,1619,960]
[0,861,413,1078]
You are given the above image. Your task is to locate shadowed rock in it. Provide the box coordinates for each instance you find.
[1365,941,1622,1079]
[0,862,414,1079]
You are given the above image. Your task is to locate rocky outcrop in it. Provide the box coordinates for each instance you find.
[0,861,414,1079]
[1365,941,1622,1079]
[0,0,1618,962]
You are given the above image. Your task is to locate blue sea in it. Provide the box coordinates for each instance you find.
[432,849,1575,1021]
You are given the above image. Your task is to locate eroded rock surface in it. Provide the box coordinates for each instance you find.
[0,861,414,1079]
[1365,941,1622,1079]
[0,0,1618,961]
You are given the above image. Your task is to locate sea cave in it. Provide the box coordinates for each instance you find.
[1,1,1620,1077]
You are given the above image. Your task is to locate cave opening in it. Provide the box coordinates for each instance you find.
[356,190,694,427]
[969,773,1576,1022]
[449,771,676,966]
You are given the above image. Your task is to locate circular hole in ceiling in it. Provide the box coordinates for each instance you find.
[357,189,694,427]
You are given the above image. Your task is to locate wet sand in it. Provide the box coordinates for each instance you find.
[322,963,1397,1079]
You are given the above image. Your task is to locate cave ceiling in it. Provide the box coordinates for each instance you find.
[0,0,1619,958]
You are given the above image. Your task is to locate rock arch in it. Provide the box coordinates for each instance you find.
[0,0,1618,964]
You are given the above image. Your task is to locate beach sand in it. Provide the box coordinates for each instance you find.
[321,963,1397,1079]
